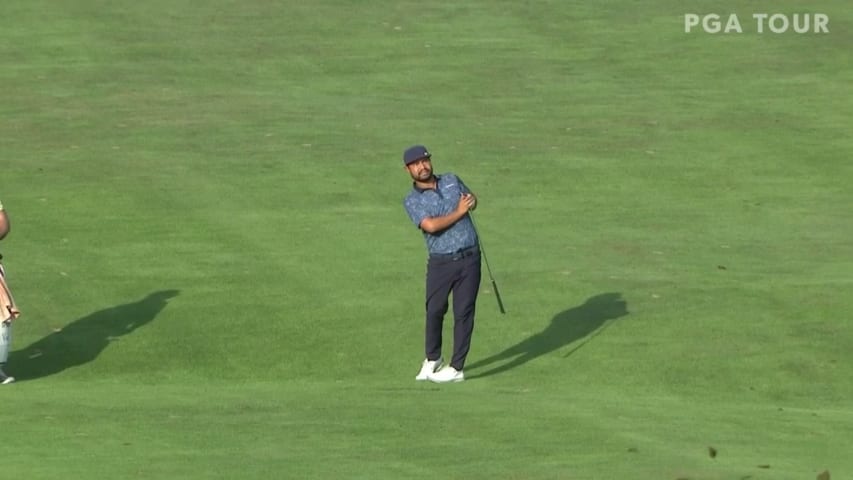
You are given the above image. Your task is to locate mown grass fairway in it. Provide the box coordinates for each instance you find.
[2,1,851,479]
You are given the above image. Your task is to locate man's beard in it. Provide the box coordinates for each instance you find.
[411,166,433,182]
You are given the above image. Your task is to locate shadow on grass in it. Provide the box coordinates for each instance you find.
[467,292,628,379]
[8,289,179,381]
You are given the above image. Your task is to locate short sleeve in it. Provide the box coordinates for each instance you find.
[457,177,471,194]
[404,195,429,229]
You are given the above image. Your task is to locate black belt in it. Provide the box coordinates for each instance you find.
[430,245,479,261]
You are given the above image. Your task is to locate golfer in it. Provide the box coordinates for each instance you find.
[0,199,20,385]
[402,145,481,383]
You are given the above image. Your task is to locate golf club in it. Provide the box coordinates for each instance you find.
[469,211,506,314]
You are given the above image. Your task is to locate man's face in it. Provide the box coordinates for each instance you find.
[406,157,433,181]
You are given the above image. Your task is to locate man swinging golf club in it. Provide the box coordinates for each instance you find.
[402,145,481,383]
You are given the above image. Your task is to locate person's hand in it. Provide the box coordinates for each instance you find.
[466,193,477,211]
[456,193,476,213]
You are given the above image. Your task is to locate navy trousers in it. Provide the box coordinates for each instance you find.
[424,247,481,370]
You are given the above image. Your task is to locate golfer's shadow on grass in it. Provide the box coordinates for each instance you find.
[467,292,628,379]
[8,289,179,381]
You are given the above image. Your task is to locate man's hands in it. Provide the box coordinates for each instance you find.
[420,193,478,233]
[456,193,477,214]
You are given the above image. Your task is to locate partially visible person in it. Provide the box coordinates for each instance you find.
[0,199,21,385]
[0,201,8,240]
[402,145,482,383]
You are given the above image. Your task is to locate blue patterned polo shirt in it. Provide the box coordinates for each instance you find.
[404,173,479,255]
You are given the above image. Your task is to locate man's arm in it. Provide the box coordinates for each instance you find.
[419,193,475,233]
[0,209,9,240]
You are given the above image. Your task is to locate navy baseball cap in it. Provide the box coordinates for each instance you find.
[403,145,431,166]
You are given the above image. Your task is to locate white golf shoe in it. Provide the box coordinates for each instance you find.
[0,367,14,385]
[415,357,443,381]
[428,366,464,383]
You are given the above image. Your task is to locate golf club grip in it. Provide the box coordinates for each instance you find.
[491,279,506,314]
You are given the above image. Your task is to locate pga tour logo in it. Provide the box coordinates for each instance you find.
[685,13,830,33]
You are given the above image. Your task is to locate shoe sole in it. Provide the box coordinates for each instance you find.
[427,372,465,383]
[427,376,464,383]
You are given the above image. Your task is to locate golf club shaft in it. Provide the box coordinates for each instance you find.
[469,212,506,314]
